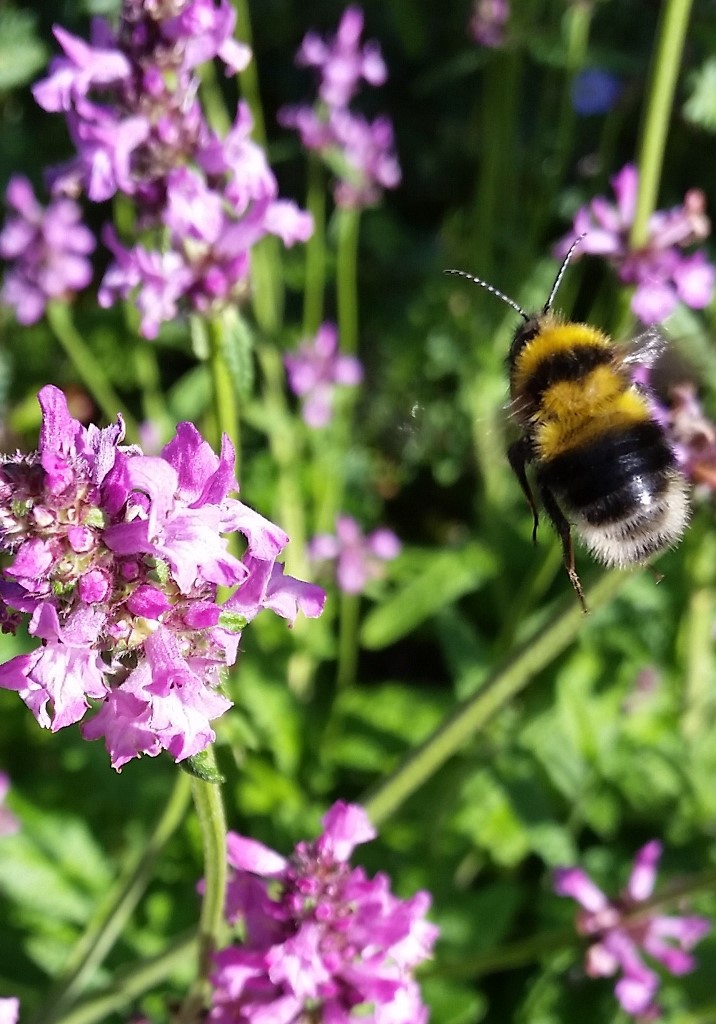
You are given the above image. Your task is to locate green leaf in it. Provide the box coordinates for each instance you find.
[684,57,716,132]
[0,9,47,91]
[360,543,497,649]
[222,308,256,401]
[423,977,487,1024]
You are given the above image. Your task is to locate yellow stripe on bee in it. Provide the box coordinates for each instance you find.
[512,318,612,394]
[536,382,651,461]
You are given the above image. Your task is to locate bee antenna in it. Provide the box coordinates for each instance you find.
[444,268,529,321]
[543,232,587,313]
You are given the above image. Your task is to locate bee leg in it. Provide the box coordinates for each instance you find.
[508,438,540,543]
[537,483,589,615]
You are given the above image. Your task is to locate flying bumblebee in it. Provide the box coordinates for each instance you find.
[446,236,690,613]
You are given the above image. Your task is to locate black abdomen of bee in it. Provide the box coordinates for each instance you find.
[537,422,689,568]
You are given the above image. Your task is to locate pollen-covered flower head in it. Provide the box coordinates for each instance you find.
[555,840,710,1019]
[210,801,438,1024]
[0,175,95,325]
[555,164,715,324]
[0,386,325,769]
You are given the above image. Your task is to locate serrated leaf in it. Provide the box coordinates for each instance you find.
[360,543,497,649]
[453,770,530,867]
[222,308,256,401]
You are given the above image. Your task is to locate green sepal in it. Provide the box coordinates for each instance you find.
[180,749,226,784]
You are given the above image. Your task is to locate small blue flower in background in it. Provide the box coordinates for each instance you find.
[572,67,622,116]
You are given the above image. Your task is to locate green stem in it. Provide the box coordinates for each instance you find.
[208,315,241,470]
[54,931,196,1024]
[177,748,228,1023]
[46,301,139,439]
[133,338,171,442]
[552,2,592,180]
[303,154,327,336]
[468,51,519,277]
[232,0,283,333]
[199,56,232,135]
[336,590,361,691]
[437,866,716,979]
[257,342,308,579]
[363,569,631,826]
[232,0,267,148]
[30,772,192,1024]
[336,207,360,356]
[631,0,694,247]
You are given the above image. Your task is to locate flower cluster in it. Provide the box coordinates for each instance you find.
[555,164,715,324]
[0,175,95,325]
[469,0,509,48]
[32,1,312,338]
[0,386,325,770]
[279,6,401,209]
[555,840,710,1019]
[210,801,438,1024]
[285,322,363,427]
[309,515,401,594]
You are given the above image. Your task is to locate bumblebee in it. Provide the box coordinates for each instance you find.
[446,236,690,612]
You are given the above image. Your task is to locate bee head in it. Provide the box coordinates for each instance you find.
[444,234,586,365]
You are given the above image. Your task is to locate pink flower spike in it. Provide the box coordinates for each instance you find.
[554,163,715,323]
[210,801,436,1022]
[555,842,710,1019]
[0,386,325,770]
[309,515,400,595]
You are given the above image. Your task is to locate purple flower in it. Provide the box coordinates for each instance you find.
[0,773,19,836]
[309,515,401,594]
[555,164,716,324]
[0,176,95,325]
[660,382,716,495]
[279,7,400,210]
[469,0,509,47]
[210,800,438,1024]
[285,323,363,427]
[0,999,19,1024]
[555,840,710,1018]
[296,6,387,109]
[32,4,311,338]
[0,386,325,770]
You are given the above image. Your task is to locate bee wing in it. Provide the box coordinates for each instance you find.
[617,326,669,369]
